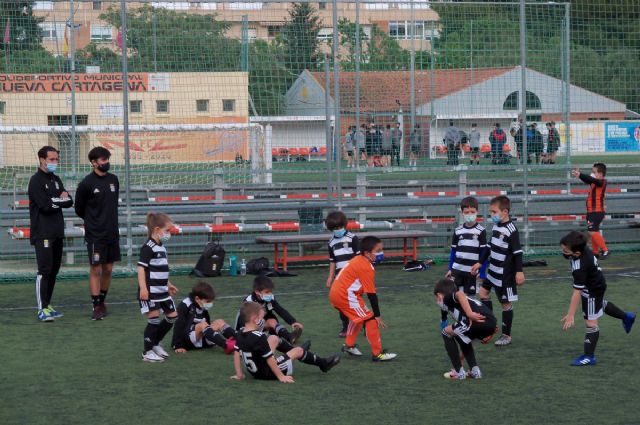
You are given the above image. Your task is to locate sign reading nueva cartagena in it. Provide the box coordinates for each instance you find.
[0,73,149,93]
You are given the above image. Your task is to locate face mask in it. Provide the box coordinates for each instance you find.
[463,214,477,224]
[159,232,171,244]
[97,162,110,173]
[437,301,447,311]
[590,173,596,178]
[333,229,347,238]
[46,163,57,173]
[202,302,213,310]
[374,252,384,264]
[491,214,502,224]
[255,318,265,328]
[261,294,274,303]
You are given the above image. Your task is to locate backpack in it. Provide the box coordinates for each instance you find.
[246,257,270,275]
[492,130,505,143]
[191,241,225,277]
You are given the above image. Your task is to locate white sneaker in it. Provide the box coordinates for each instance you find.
[469,366,483,379]
[152,345,170,358]
[142,350,165,362]
[494,334,512,346]
[443,368,466,380]
[342,344,363,356]
[372,351,397,362]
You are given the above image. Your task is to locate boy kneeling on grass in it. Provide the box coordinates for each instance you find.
[231,302,341,383]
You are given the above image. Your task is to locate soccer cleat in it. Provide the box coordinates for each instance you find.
[224,337,237,355]
[342,344,363,356]
[100,302,109,317]
[142,350,165,362]
[623,312,636,334]
[299,340,312,352]
[443,369,466,380]
[46,306,64,318]
[91,305,106,321]
[481,328,499,344]
[372,350,397,362]
[571,354,597,366]
[600,251,610,260]
[338,331,347,338]
[468,366,483,379]
[37,309,54,322]
[494,334,512,346]
[320,354,341,373]
[152,344,170,358]
[290,327,303,345]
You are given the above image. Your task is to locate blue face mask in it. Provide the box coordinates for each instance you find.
[333,229,347,238]
[46,163,57,173]
[261,294,274,303]
[374,252,385,264]
[491,214,502,224]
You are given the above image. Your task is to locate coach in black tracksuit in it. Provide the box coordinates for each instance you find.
[28,146,73,321]
[75,147,120,321]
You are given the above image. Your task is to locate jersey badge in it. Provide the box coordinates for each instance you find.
[110,184,116,192]
[93,188,100,194]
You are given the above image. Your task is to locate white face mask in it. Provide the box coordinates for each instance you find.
[159,232,171,244]
[202,302,213,310]
[590,173,597,178]
[463,214,477,224]
[437,301,447,311]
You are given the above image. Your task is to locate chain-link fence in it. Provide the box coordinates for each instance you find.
[1,0,639,280]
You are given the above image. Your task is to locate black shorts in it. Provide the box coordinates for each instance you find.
[470,147,480,153]
[253,354,294,380]
[410,145,420,154]
[346,150,354,157]
[581,291,604,320]
[587,212,605,232]
[139,298,176,315]
[452,316,497,344]
[452,271,477,296]
[359,148,366,154]
[380,149,392,156]
[183,323,217,349]
[87,240,121,265]
[482,280,518,303]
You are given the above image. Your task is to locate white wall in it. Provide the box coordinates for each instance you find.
[270,122,326,148]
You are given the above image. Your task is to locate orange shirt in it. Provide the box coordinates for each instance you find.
[329,255,376,308]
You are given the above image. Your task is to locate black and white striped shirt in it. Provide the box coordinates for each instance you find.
[482,220,523,287]
[451,223,486,273]
[138,239,170,301]
[328,232,360,272]
[571,250,606,296]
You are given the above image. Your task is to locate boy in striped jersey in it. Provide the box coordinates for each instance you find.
[325,211,360,336]
[443,197,487,329]
[137,212,178,362]
[471,196,525,346]
[560,231,635,366]
[571,163,609,259]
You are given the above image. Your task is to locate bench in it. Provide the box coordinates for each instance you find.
[255,230,434,271]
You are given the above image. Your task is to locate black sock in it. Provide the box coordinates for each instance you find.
[91,295,101,307]
[584,327,600,356]
[441,310,448,322]
[604,301,626,320]
[339,312,349,332]
[99,290,108,304]
[144,319,160,352]
[481,298,493,312]
[442,331,462,371]
[300,350,324,369]
[154,317,175,345]
[203,327,228,347]
[275,324,292,342]
[502,308,514,336]
[457,338,477,369]
[276,337,295,353]
[221,325,237,340]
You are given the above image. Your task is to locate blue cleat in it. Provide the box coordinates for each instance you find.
[440,320,448,331]
[571,355,596,366]
[37,309,54,322]
[46,306,64,318]
[623,312,636,334]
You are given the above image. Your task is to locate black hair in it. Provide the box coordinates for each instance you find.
[495,123,501,128]
[253,275,274,292]
[449,121,454,126]
[88,146,111,162]
[190,281,215,301]
[433,279,457,296]
[560,231,588,253]
[37,146,58,159]
[460,196,479,211]
[360,236,382,255]
[325,210,348,231]
[593,162,607,177]
[490,195,511,213]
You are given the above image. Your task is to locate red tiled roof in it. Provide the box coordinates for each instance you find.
[310,67,514,113]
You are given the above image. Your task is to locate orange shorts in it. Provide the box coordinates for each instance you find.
[329,292,373,324]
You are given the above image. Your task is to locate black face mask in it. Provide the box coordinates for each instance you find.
[97,162,110,173]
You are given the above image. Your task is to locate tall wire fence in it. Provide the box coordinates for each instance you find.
[0,0,639,280]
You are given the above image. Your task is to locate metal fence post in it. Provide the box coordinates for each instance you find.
[332,0,342,210]
[356,171,367,223]
[213,167,225,226]
[520,0,530,253]
[324,55,333,201]
[120,0,133,269]
[458,165,467,197]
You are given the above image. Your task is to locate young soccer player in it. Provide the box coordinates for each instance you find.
[138,212,178,362]
[231,302,341,383]
[325,210,360,337]
[434,279,496,380]
[329,236,397,361]
[172,281,236,354]
[234,276,303,344]
[571,163,609,259]
[471,195,525,346]
[559,231,635,366]
[443,197,487,328]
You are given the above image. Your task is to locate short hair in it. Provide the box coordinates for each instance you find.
[360,236,382,254]
[88,146,111,162]
[593,162,607,177]
[433,279,457,296]
[495,123,501,128]
[146,212,173,238]
[490,195,511,212]
[37,146,58,159]
[190,281,215,301]
[386,124,391,129]
[253,275,274,292]
[560,231,588,253]
[460,196,479,211]
[449,121,454,126]
[325,210,348,231]
[241,301,264,323]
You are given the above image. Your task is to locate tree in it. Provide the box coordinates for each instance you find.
[249,40,290,116]
[280,3,321,76]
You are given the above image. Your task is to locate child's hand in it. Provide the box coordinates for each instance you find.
[571,168,580,178]
[470,263,481,276]
[292,322,304,330]
[326,277,333,288]
[174,348,187,354]
[139,288,149,301]
[278,375,295,384]
[168,282,178,296]
[516,272,525,286]
[230,373,245,380]
[444,270,452,280]
[468,312,486,323]
[561,313,574,330]
[375,317,387,329]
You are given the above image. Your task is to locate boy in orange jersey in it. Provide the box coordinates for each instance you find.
[571,163,609,259]
[329,236,397,362]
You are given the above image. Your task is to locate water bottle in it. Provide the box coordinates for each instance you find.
[229,255,237,276]
[240,259,247,276]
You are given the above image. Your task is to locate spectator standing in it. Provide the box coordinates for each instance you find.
[444,121,461,166]
[381,124,393,171]
[391,122,402,167]
[546,121,560,164]
[356,124,367,165]
[469,123,481,165]
[409,125,422,170]
[344,126,355,169]
[489,123,507,164]
[75,147,121,321]
[28,146,73,322]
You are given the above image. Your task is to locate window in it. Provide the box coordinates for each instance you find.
[91,25,113,42]
[317,28,333,41]
[503,91,542,110]
[0,101,5,115]
[156,100,169,113]
[222,99,236,112]
[196,99,209,112]
[267,25,281,38]
[319,2,326,9]
[229,2,263,10]
[389,21,437,40]
[526,115,542,122]
[39,23,65,41]
[199,2,217,10]
[47,115,89,126]
[397,0,431,10]
[130,100,142,114]
[92,1,102,10]
[247,28,257,42]
[33,2,54,10]
[151,2,190,9]
[365,3,389,10]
